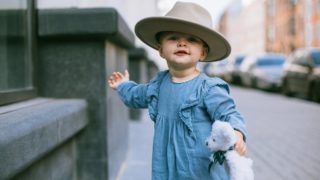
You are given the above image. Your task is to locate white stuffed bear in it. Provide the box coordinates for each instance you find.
[205,121,254,180]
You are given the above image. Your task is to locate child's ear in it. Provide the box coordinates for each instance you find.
[158,45,164,58]
[200,46,208,61]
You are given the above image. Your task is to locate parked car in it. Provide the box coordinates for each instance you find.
[224,55,246,84]
[251,56,285,91]
[239,56,257,87]
[239,53,285,88]
[282,48,320,102]
[203,59,229,79]
[311,67,320,102]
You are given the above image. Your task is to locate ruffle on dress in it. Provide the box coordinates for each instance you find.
[146,71,168,122]
[146,71,230,139]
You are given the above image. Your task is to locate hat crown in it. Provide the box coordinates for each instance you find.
[134,1,231,62]
[165,2,213,29]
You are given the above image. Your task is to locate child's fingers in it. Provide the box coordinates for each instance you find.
[109,75,114,80]
[234,130,246,155]
[117,72,125,79]
[108,70,129,86]
[124,70,129,78]
[113,72,123,80]
[112,72,119,79]
[109,73,115,80]
[108,79,114,86]
[235,141,247,156]
[108,79,117,90]
[110,73,120,82]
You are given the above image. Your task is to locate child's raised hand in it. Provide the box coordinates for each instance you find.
[108,70,130,90]
[234,130,247,156]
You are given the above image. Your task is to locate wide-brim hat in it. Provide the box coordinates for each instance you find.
[134,1,231,62]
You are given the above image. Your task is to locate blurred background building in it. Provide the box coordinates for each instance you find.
[219,0,320,56]
[221,0,266,56]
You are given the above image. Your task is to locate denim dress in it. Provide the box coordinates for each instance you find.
[117,70,248,180]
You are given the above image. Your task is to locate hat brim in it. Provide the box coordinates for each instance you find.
[135,17,231,62]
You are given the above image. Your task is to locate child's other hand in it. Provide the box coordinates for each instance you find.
[108,70,130,90]
[234,130,247,156]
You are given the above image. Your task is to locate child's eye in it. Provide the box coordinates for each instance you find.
[168,36,178,41]
[212,138,216,142]
[187,37,200,43]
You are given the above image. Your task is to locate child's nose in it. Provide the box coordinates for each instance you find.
[177,38,187,47]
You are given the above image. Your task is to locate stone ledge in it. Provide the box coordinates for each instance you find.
[129,48,148,60]
[38,8,135,49]
[0,98,88,179]
[0,9,27,39]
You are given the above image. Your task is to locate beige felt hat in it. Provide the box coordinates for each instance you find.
[134,1,231,62]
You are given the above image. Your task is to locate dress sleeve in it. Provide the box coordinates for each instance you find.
[203,84,248,140]
[117,81,148,109]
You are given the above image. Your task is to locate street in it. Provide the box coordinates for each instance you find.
[233,86,320,180]
[118,85,320,180]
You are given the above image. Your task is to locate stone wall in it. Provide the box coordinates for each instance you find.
[0,7,135,180]
[37,8,134,180]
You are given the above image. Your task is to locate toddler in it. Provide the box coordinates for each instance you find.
[108,2,248,180]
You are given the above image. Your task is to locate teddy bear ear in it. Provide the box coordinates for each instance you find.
[222,129,233,142]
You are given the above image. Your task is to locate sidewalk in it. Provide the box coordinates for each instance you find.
[118,110,153,180]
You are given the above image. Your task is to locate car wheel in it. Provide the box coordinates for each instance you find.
[251,78,257,89]
[310,83,320,102]
[282,79,292,96]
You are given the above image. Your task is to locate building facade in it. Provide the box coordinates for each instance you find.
[304,0,320,47]
[265,0,305,54]
[221,0,320,57]
[224,0,266,57]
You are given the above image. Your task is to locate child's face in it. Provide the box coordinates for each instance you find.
[157,32,208,69]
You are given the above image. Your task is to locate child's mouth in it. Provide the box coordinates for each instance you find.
[174,50,189,56]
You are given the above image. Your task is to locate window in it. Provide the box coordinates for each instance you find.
[289,16,296,35]
[267,0,276,17]
[267,25,276,41]
[305,24,312,46]
[289,0,298,5]
[0,0,36,105]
